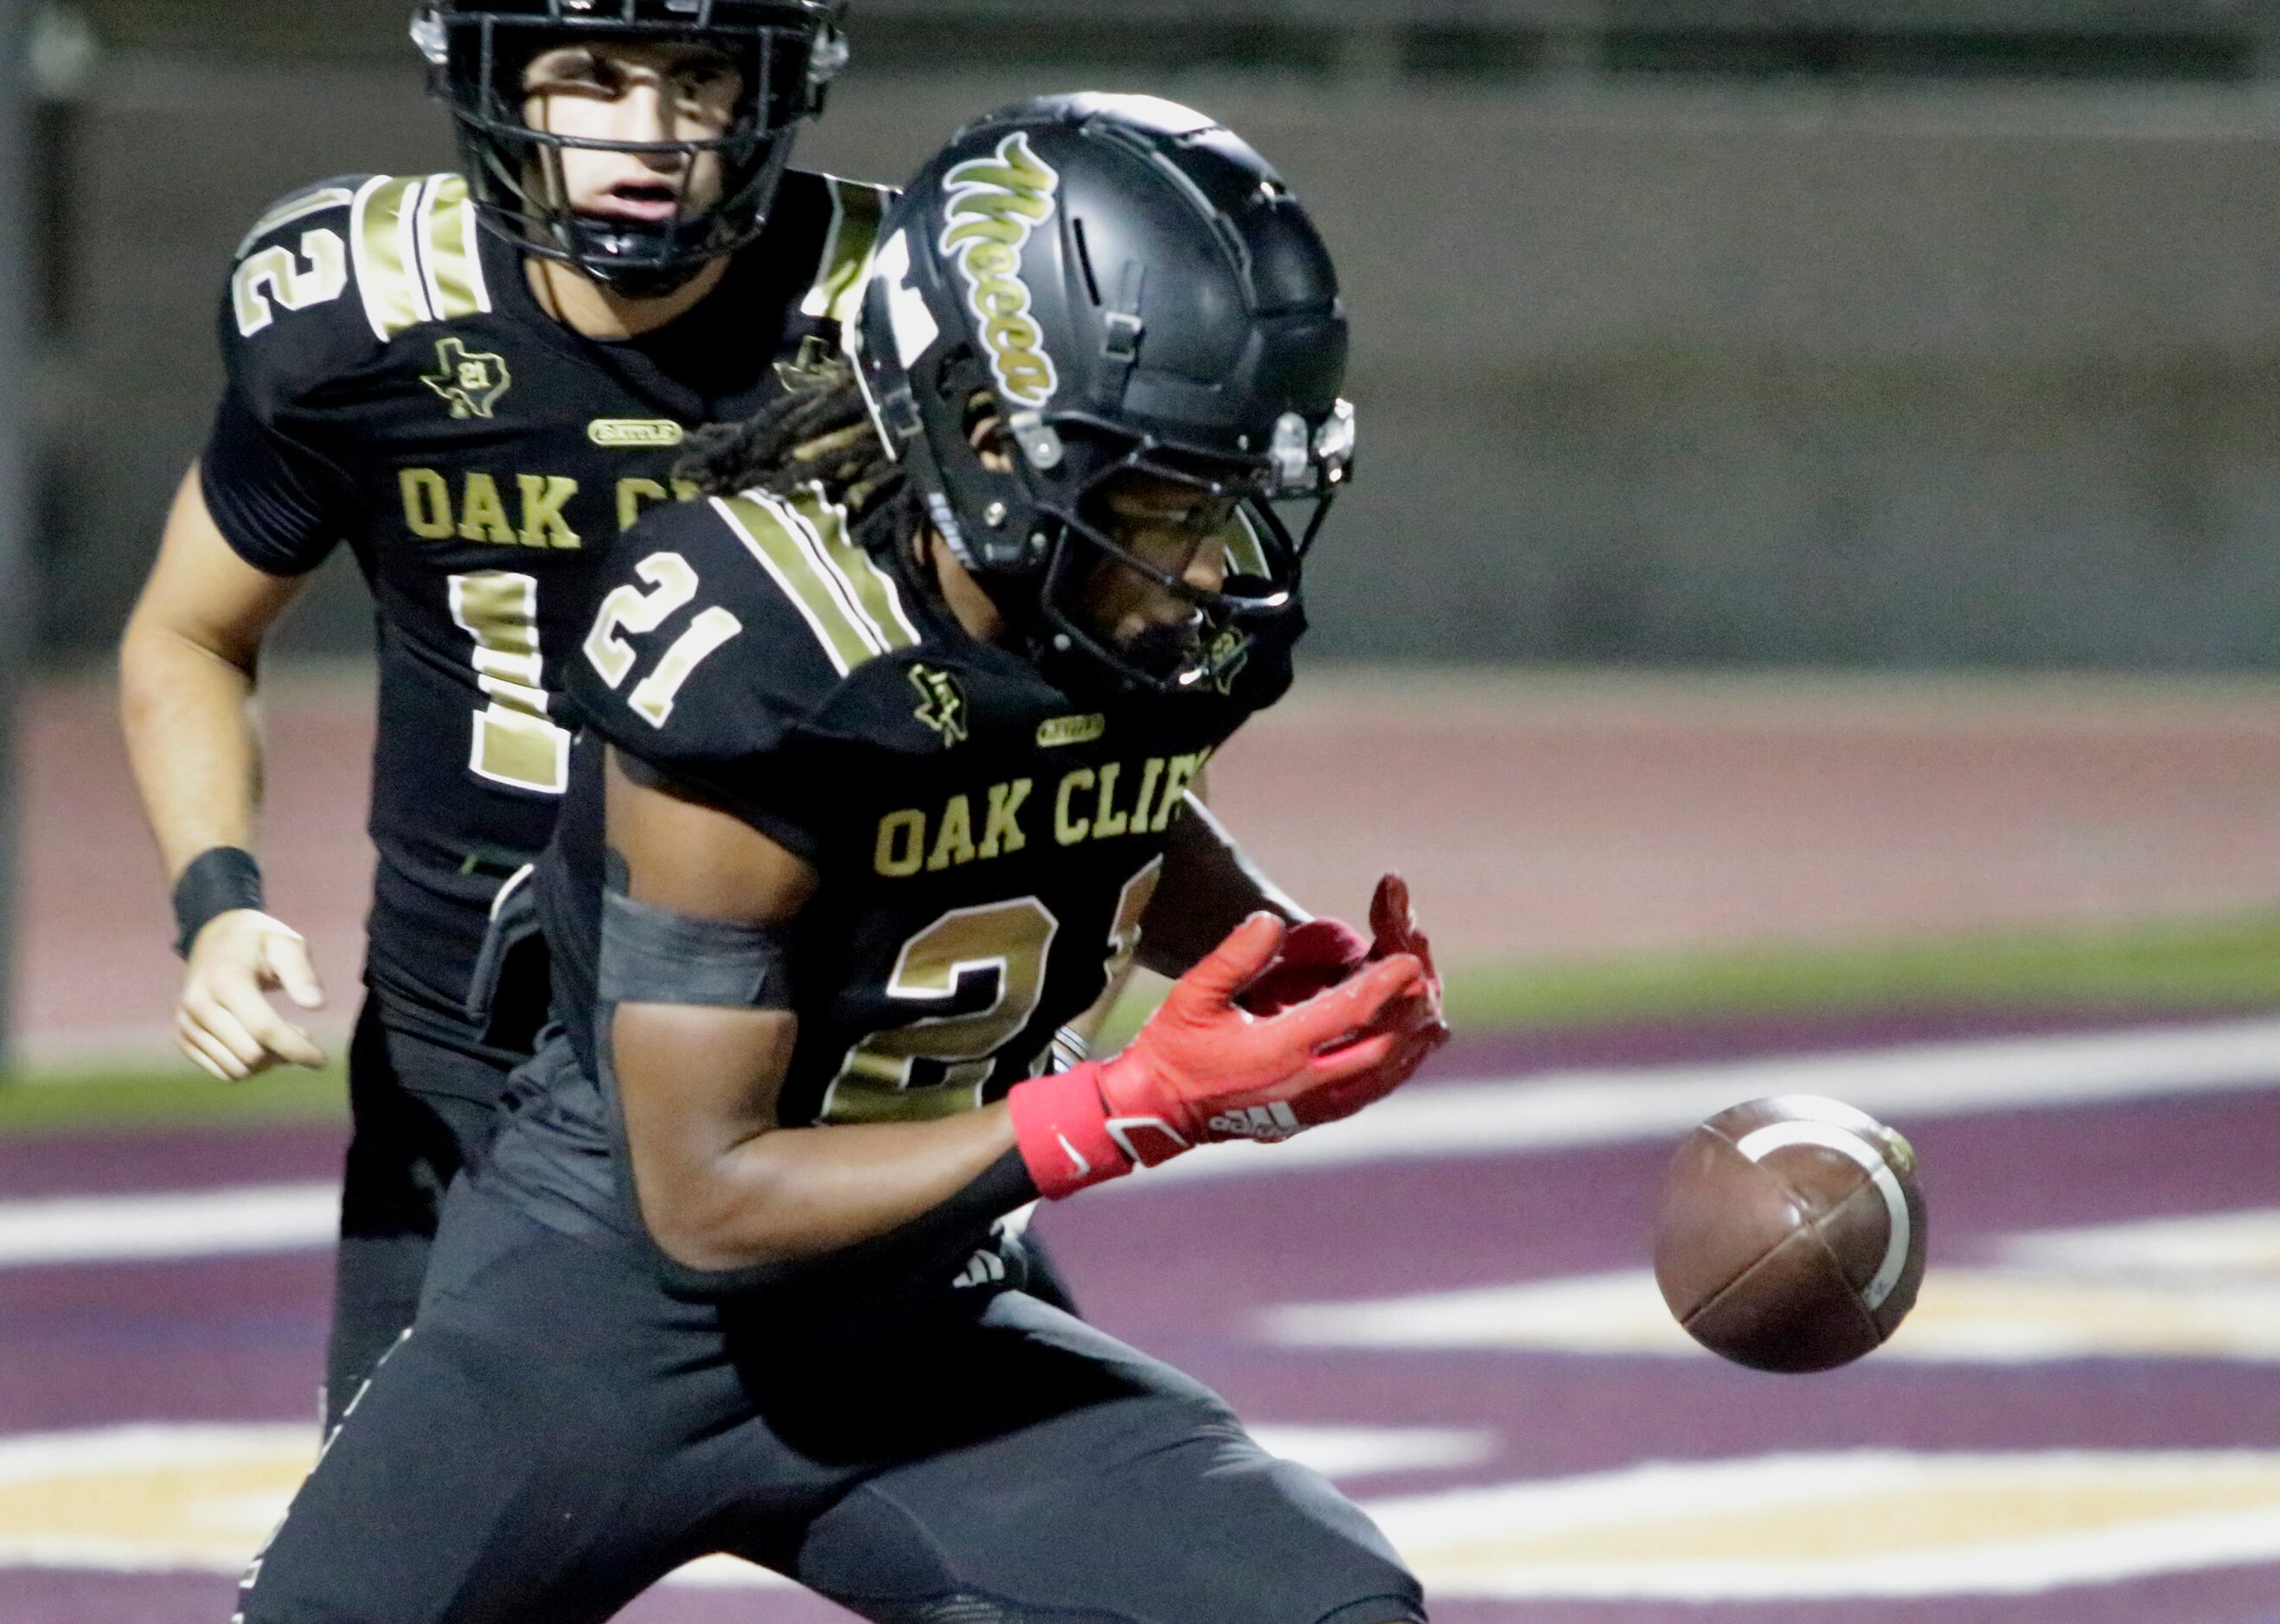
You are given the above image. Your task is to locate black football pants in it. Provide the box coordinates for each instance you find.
[326,1001,516,1430]
[243,1179,1425,1624]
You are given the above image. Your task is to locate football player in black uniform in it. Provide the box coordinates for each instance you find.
[232,94,1447,1624]
[117,0,876,1426]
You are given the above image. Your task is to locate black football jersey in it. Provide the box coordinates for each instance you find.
[201,169,889,1050]
[489,485,1293,1242]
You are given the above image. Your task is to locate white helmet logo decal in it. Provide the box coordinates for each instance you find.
[938,132,1062,410]
[872,229,940,368]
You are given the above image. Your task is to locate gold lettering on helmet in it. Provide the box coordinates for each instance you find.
[938,132,1061,409]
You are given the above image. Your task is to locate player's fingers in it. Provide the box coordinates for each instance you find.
[1368,873,1434,969]
[218,979,326,1069]
[1387,1011,1452,1067]
[1303,1028,1402,1085]
[265,930,327,1011]
[176,1022,236,1083]
[1406,920,1439,984]
[177,1010,250,1082]
[1321,1014,1448,1102]
[1174,913,1288,1008]
[1333,997,1444,1067]
[1334,1033,1446,1121]
[1357,985,1442,1045]
[1303,1003,1440,1117]
[253,1012,327,1070]
[1367,873,1409,945]
[227,946,328,1066]
[1275,954,1425,1050]
[192,988,282,1074]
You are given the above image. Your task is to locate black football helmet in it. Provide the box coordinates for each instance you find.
[412,0,846,297]
[849,93,1354,695]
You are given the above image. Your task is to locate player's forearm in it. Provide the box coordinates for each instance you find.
[615,1001,1024,1276]
[1136,792,1303,975]
[696,1111,1022,1270]
[118,611,266,880]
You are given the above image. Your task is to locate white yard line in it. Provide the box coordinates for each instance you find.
[0,1185,339,1267]
[1123,1015,2280,1186]
[10,1017,2280,1263]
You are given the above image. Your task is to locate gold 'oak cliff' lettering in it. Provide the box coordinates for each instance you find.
[869,754,1207,879]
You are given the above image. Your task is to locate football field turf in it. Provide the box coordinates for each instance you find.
[16,669,2280,1616]
[12,989,2280,1622]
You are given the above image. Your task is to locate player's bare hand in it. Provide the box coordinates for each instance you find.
[176,909,328,1080]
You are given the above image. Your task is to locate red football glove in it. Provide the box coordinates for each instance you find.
[1234,916,1370,1016]
[1009,907,1446,1199]
[1303,873,1449,1122]
[1238,875,1445,1029]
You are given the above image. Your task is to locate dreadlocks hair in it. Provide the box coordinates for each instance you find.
[676,359,906,521]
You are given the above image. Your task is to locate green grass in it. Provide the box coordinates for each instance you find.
[0,1059,347,1136]
[1098,912,2280,1051]
[1437,913,2280,1032]
[10,912,2280,1136]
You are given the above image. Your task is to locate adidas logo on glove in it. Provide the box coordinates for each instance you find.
[1206,1102,1303,1141]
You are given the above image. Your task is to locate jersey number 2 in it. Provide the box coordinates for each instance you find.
[820,859,1162,1125]
[232,229,349,337]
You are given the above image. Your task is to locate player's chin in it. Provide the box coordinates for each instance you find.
[1114,617,1207,681]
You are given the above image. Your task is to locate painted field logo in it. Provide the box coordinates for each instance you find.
[938,132,1060,408]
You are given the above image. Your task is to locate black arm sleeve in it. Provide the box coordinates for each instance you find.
[197,384,358,577]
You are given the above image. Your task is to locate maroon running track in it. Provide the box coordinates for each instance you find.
[24,669,2280,1060]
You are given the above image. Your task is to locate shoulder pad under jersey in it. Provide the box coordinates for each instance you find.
[221,173,496,422]
[572,485,924,785]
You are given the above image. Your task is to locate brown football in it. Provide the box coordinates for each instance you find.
[1653,1094,1926,1373]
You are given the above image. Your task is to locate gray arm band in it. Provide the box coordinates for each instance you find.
[598,889,794,1010]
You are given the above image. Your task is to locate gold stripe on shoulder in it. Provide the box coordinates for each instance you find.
[351,175,437,341]
[799,176,891,325]
[713,494,883,678]
[235,186,355,259]
[787,485,920,652]
[417,174,492,322]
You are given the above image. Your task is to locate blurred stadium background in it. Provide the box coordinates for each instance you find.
[13,3,2280,1621]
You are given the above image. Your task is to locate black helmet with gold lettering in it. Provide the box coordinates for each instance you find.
[849,93,1354,695]
[412,0,846,297]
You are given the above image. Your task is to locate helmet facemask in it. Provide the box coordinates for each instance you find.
[413,2,842,297]
[847,94,1355,698]
[1021,411,1349,697]
[855,329,1349,696]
